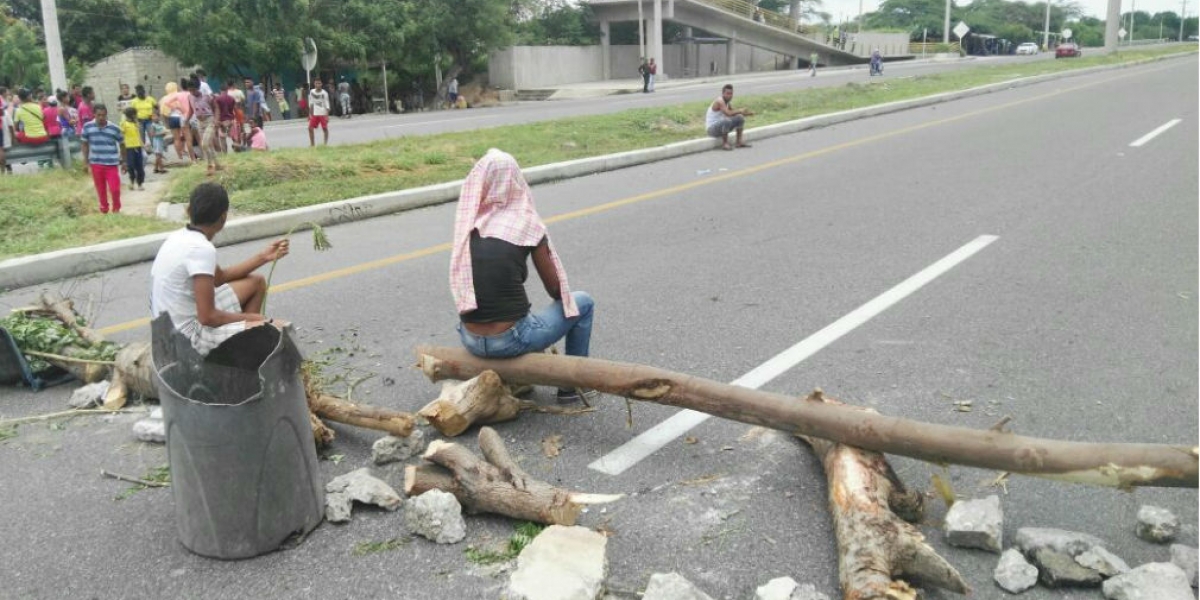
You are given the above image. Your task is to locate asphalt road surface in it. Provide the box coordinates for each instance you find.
[264,53,1070,150]
[0,54,1196,599]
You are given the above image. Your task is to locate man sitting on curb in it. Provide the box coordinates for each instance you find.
[150,182,289,356]
[705,84,754,151]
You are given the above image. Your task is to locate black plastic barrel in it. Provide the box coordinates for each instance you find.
[151,314,323,559]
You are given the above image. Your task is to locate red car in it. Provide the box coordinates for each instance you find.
[1055,43,1082,58]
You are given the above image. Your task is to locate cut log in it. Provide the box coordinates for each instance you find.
[415,346,1198,489]
[403,426,622,525]
[308,392,415,438]
[114,342,155,399]
[419,371,523,436]
[799,390,969,599]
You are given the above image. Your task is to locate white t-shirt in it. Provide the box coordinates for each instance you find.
[150,228,216,330]
[230,88,246,107]
[309,89,331,116]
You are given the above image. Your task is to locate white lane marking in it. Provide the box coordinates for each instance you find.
[588,234,1000,476]
[1130,118,1182,147]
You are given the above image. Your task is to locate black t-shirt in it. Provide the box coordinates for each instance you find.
[460,231,543,324]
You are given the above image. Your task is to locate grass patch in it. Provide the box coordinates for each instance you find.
[464,521,545,565]
[352,536,413,556]
[0,425,18,442]
[4,46,1193,259]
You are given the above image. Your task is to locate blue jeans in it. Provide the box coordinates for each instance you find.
[458,291,594,359]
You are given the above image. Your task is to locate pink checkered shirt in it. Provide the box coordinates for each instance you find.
[450,149,578,318]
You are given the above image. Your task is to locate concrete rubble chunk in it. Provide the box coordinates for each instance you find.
[1169,544,1198,587]
[323,468,402,523]
[944,495,1003,553]
[1032,548,1102,588]
[372,430,425,465]
[994,548,1039,594]
[641,572,715,600]
[755,577,829,600]
[69,381,110,409]
[132,417,165,443]
[1135,505,1180,543]
[507,525,608,600]
[1015,527,1106,558]
[1102,562,1193,600]
[403,490,466,544]
[1075,547,1131,577]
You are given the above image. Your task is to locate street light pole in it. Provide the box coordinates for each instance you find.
[1181,0,1188,41]
[40,0,68,92]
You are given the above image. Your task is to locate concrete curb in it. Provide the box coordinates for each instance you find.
[0,50,1192,292]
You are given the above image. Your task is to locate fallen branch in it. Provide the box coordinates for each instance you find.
[403,426,622,525]
[0,407,148,427]
[22,350,115,366]
[100,469,169,488]
[415,347,1198,489]
[798,390,968,598]
[38,292,105,346]
[418,370,594,437]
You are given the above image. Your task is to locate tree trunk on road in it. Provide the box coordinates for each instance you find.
[415,346,1197,489]
[799,390,969,599]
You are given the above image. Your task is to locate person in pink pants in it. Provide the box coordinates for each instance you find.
[79,104,126,214]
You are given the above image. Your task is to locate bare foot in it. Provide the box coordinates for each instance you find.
[721,143,733,151]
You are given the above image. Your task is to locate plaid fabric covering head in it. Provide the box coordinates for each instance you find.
[450,149,578,318]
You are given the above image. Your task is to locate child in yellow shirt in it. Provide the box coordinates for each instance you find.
[120,107,145,191]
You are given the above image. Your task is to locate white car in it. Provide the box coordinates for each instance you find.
[1017,42,1039,55]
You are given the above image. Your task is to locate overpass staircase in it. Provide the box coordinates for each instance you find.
[589,0,870,66]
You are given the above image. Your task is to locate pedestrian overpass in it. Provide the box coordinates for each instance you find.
[588,0,871,77]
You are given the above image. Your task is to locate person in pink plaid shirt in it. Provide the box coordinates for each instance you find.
[450,149,597,404]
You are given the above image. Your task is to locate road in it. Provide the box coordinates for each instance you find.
[263,53,1064,150]
[0,54,1195,599]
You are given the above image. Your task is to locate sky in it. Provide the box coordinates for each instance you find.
[815,0,1190,26]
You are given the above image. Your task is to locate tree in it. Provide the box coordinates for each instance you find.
[0,19,48,87]
[4,0,152,65]
[865,0,952,39]
[513,0,601,45]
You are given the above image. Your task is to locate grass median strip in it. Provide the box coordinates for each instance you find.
[1,46,1192,261]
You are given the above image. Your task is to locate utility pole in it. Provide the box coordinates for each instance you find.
[1104,0,1120,52]
[944,0,952,43]
[1130,0,1136,43]
[637,0,645,62]
[1043,0,1052,50]
[858,0,864,33]
[1181,0,1188,41]
[40,0,68,92]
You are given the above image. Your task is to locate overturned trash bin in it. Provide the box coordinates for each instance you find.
[151,314,324,559]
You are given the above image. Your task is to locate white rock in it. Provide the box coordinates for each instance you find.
[403,490,465,544]
[1169,544,1198,587]
[325,493,353,523]
[507,525,607,600]
[325,468,402,510]
[1014,527,1105,557]
[755,577,797,600]
[641,572,714,600]
[69,381,110,409]
[148,407,163,419]
[132,418,165,443]
[1075,547,1131,577]
[994,548,1039,594]
[944,495,1003,553]
[1135,505,1180,543]
[372,430,425,465]
[1102,562,1193,600]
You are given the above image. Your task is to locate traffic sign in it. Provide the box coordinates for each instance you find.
[953,21,970,38]
[1062,27,1073,39]
[1118,27,1127,39]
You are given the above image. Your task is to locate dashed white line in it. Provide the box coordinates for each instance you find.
[588,234,1000,476]
[1130,118,1182,147]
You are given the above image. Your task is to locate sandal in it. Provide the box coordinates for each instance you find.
[721,143,733,151]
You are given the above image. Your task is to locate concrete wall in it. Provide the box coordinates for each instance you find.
[489,46,603,90]
[490,43,794,89]
[836,33,912,57]
[84,47,196,107]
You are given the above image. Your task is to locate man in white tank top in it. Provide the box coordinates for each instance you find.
[705,84,754,151]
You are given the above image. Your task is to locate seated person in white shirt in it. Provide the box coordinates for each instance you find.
[150,182,289,355]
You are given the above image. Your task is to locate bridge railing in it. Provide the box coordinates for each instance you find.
[690,0,804,36]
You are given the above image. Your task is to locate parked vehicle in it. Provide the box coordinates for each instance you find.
[1055,43,1082,58]
[1017,42,1039,55]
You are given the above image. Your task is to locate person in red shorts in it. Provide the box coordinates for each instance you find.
[307,78,330,147]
